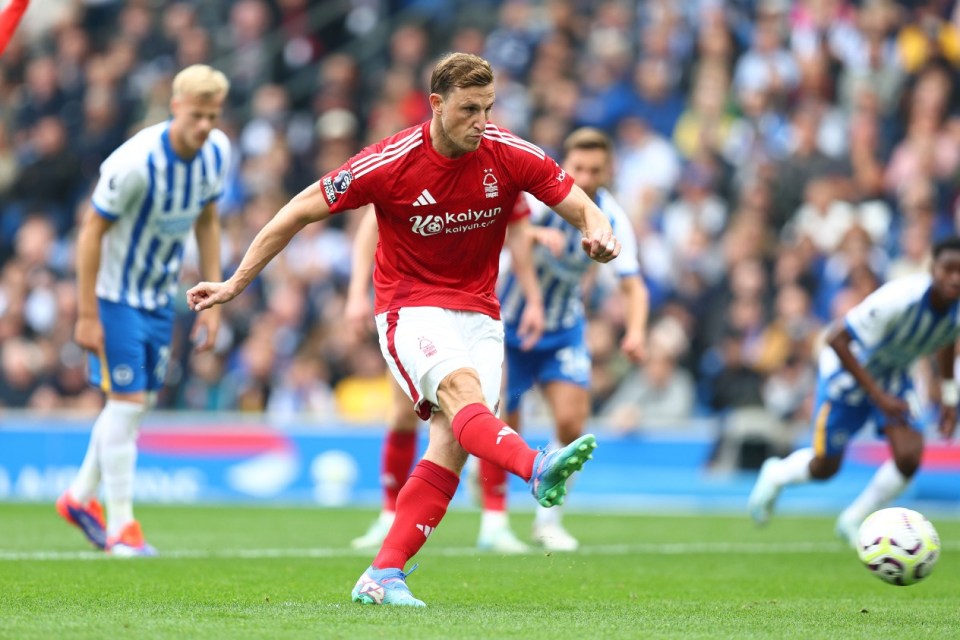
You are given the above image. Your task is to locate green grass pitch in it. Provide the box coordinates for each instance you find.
[1,503,958,639]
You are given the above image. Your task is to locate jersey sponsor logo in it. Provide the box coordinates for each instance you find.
[483,169,499,198]
[409,207,503,237]
[332,169,353,194]
[412,189,437,207]
[156,215,197,236]
[410,214,444,236]
[321,176,337,203]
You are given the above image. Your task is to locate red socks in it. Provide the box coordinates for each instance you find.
[381,431,417,512]
[373,460,459,570]
[479,457,508,511]
[451,403,537,481]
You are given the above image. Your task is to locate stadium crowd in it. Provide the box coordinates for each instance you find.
[1,0,958,440]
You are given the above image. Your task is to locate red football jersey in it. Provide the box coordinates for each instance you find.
[320,121,573,318]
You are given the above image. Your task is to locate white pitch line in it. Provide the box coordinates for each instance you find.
[2,540,957,562]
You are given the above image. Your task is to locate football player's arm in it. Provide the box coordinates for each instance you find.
[505,216,544,350]
[827,325,909,420]
[618,274,649,363]
[550,184,619,263]
[190,201,223,352]
[188,182,332,311]
[74,209,113,353]
[345,206,378,341]
[935,340,958,438]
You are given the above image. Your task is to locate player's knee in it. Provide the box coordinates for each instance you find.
[809,456,840,480]
[436,368,485,413]
[554,418,583,445]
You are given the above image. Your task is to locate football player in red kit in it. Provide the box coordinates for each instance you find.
[187,52,620,607]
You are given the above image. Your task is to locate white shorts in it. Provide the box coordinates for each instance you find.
[375,306,504,420]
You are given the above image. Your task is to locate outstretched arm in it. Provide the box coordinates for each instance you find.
[74,209,113,353]
[936,340,958,438]
[187,181,332,311]
[550,184,620,263]
[344,206,378,342]
[505,216,544,350]
[618,274,649,363]
[190,202,223,351]
[828,326,909,421]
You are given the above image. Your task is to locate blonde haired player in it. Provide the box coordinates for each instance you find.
[188,52,618,606]
[58,65,231,556]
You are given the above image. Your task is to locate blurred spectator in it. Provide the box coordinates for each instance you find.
[600,316,695,430]
[614,115,681,221]
[0,0,955,434]
[333,342,391,423]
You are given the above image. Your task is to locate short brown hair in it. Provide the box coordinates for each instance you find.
[563,127,613,160]
[430,52,494,97]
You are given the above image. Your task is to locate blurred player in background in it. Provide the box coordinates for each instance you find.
[346,198,546,552]
[58,65,230,556]
[749,237,960,545]
[187,53,617,606]
[478,127,649,552]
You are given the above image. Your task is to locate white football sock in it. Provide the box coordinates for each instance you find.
[480,509,510,534]
[99,400,145,536]
[839,459,910,525]
[771,447,814,486]
[68,415,106,503]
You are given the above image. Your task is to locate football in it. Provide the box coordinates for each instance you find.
[856,507,940,586]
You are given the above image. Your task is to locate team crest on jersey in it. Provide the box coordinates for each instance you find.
[410,214,444,236]
[483,168,499,198]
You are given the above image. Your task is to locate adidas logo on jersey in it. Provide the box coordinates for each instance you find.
[496,426,518,445]
[412,189,437,207]
[416,523,435,538]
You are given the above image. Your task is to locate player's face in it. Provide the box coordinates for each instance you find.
[170,92,224,153]
[563,148,611,199]
[432,84,495,156]
[932,249,960,300]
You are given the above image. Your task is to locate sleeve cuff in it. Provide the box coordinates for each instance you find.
[844,318,862,344]
[92,202,120,221]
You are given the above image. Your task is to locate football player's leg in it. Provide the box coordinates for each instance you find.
[354,414,463,606]
[532,378,590,551]
[750,397,855,526]
[477,345,533,552]
[104,306,173,556]
[59,350,110,548]
[837,419,921,547]
[352,380,419,550]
